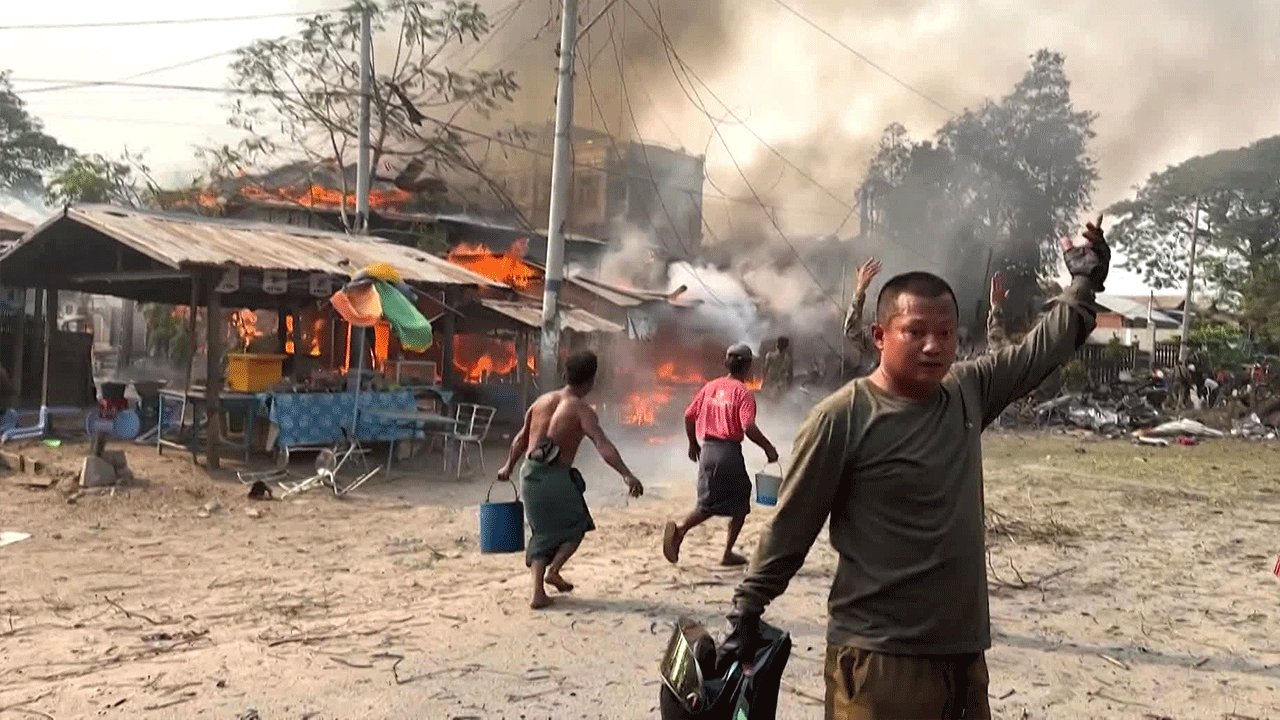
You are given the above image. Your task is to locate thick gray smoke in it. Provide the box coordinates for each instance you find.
[458,0,1280,225]
[435,0,1280,355]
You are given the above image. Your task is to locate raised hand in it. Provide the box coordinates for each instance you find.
[989,272,1007,307]
[855,257,883,296]
[1062,214,1110,292]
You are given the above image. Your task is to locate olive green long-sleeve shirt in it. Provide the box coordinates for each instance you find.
[734,278,1097,655]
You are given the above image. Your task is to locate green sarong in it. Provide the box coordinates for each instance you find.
[520,459,595,566]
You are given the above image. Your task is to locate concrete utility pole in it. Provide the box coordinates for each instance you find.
[1147,290,1157,369]
[1177,198,1202,365]
[538,0,579,391]
[355,6,373,233]
[349,5,373,393]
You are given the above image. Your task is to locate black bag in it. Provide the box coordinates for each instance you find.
[658,617,792,719]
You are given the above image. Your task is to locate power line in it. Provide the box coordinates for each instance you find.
[0,9,336,31]
[633,0,846,317]
[9,78,308,95]
[604,5,844,357]
[12,73,838,216]
[765,0,956,116]
[34,113,232,129]
[580,16,731,309]
[626,0,854,216]
[19,49,239,94]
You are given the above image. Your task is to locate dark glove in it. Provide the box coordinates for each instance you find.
[1063,216,1110,292]
[716,608,761,676]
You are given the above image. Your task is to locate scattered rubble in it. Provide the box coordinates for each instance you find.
[79,450,135,488]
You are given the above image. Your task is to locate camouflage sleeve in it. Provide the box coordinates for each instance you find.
[844,290,868,344]
[987,303,1008,348]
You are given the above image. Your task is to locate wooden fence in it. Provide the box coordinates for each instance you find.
[1072,341,1184,386]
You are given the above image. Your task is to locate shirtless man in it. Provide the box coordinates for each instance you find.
[496,350,643,609]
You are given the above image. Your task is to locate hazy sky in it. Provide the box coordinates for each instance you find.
[7,0,1279,296]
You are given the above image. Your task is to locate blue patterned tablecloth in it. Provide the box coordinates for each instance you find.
[260,391,418,449]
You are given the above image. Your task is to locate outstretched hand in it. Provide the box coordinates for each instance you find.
[989,272,1007,307]
[1062,214,1110,292]
[855,258,882,296]
[624,475,644,498]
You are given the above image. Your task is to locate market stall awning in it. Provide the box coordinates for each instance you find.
[0,205,504,307]
[447,299,623,335]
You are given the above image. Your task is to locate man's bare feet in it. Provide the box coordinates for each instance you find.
[545,571,574,593]
[663,521,683,564]
[720,552,748,567]
[530,592,554,609]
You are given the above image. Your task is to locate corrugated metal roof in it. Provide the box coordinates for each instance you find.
[0,211,33,236]
[7,205,502,288]
[479,299,623,334]
[1096,293,1180,325]
[433,212,608,245]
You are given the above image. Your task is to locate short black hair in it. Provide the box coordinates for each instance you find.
[565,350,598,387]
[775,336,790,351]
[876,271,958,324]
[726,354,752,376]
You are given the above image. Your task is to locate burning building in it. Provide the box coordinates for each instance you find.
[497,123,706,264]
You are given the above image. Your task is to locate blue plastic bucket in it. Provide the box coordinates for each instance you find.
[479,478,525,554]
[755,464,783,506]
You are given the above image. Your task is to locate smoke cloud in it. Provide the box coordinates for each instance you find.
[454,0,1279,229]
[430,0,1277,355]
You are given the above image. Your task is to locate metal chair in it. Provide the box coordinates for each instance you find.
[442,403,496,478]
[276,428,381,498]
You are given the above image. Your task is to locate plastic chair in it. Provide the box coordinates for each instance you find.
[443,403,496,478]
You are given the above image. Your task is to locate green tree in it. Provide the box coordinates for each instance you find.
[0,70,74,195]
[1108,135,1280,336]
[860,51,1098,323]
[45,150,151,207]
[224,0,518,228]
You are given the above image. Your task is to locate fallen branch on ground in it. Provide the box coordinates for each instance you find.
[986,552,1076,591]
[103,596,165,625]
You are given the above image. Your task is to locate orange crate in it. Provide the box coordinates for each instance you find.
[226,353,287,392]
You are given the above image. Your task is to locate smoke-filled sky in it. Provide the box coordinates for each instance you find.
[7,0,1280,294]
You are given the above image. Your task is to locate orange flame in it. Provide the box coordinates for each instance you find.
[205,182,414,212]
[454,335,520,383]
[284,315,324,357]
[229,309,262,351]
[656,361,707,385]
[446,238,537,290]
[622,387,673,426]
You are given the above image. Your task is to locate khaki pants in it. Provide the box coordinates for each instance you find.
[824,645,991,719]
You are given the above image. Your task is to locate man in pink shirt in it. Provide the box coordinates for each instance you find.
[663,343,780,566]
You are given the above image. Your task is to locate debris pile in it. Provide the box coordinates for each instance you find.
[79,449,135,489]
[1027,391,1164,437]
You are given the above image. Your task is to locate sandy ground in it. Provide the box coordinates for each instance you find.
[3,422,1280,719]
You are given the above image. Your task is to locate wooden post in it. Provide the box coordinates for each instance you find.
[441,290,456,387]
[518,331,531,411]
[292,304,306,378]
[120,299,136,368]
[42,288,57,409]
[205,273,223,470]
[10,290,26,408]
[276,301,288,353]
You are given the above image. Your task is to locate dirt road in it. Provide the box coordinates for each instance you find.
[2,432,1280,719]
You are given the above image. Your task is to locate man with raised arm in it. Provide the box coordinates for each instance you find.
[719,218,1109,718]
[986,272,1011,350]
[496,350,643,610]
[844,257,883,378]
